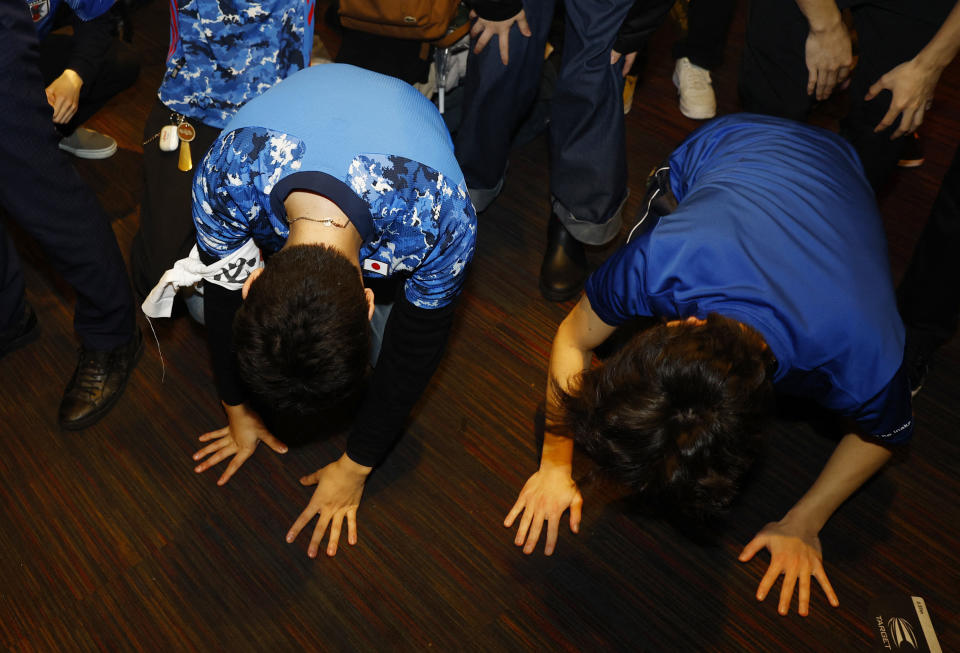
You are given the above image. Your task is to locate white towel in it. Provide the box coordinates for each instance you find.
[141,240,263,318]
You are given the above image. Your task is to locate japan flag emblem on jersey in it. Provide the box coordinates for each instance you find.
[29,0,50,21]
[363,259,388,276]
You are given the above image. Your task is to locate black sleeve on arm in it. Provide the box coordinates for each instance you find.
[199,250,246,406]
[467,0,524,21]
[345,293,458,467]
[68,10,116,85]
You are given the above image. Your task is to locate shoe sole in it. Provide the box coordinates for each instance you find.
[58,142,118,160]
[538,278,583,303]
[59,335,144,431]
[672,71,717,121]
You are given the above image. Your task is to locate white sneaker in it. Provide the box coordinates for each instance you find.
[672,57,716,120]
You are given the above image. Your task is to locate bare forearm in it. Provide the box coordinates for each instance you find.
[540,296,617,471]
[540,360,583,471]
[545,297,611,412]
[795,0,842,31]
[541,321,593,469]
[539,431,575,470]
[783,433,893,532]
[915,1,960,70]
[335,452,373,478]
[58,69,83,88]
[222,399,262,425]
[544,322,593,416]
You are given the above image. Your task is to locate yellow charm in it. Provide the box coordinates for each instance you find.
[176,121,196,172]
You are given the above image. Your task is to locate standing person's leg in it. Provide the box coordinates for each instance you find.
[0,6,134,350]
[454,0,555,212]
[897,146,960,391]
[37,33,138,159]
[674,0,737,71]
[64,38,140,132]
[549,0,637,243]
[38,34,76,101]
[0,0,139,427]
[0,222,36,356]
[842,4,941,190]
[38,33,140,131]
[738,0,812,121]
[130,101,220,300]
[671,0,736,119]
[543,0,668,301]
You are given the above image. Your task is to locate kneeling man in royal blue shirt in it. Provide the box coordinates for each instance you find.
[506,113,912,617]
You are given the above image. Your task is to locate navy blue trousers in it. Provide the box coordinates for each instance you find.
[455,0,644,245]
[39,33,140,138]
[0,1,134,350]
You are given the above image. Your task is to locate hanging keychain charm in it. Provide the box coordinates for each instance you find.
[177,121,196,172]
[159,125,180,152]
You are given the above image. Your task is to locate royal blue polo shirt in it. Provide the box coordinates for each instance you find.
[586,114,912,443]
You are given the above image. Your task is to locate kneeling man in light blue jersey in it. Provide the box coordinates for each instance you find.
[144,64,476,558]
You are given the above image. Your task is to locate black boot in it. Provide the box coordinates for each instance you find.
[59,329,143,430]
[539,213,587,302]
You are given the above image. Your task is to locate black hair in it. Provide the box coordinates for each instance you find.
[233,244,371,418]
[556,313,775,518]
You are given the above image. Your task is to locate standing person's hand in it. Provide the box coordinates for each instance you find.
[865,58,943,138]
[193,401,288,485]
[804,21,853,100]
[45,70,83,124]
[610,50,638,77]
[864,0,960,136]
[286,454,372,557]
[469,9,532,66]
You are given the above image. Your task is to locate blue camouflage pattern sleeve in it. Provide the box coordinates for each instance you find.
[193,126,305,258]
[350,155,476,309]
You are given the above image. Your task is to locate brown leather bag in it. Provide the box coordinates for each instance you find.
[338,0,461,41]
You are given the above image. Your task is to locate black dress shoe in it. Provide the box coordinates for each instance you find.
[539,213,587,302]
[0,303,40,360]
[59,329,143,430]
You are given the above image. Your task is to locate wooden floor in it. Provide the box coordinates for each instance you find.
[2,3,958,651]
